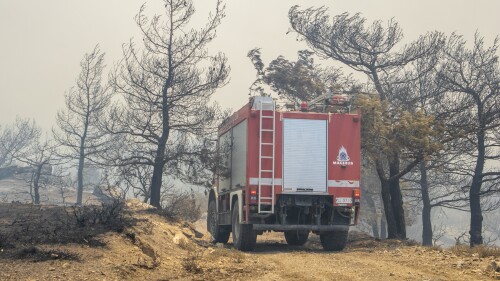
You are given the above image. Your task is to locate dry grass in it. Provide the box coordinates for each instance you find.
[178,238,195,251]
[429,245,443,252]
[449,243,500,258]
[449,244,470,256]
[472,245,500,258]
[209,247,246,263]
[182,252,203,274]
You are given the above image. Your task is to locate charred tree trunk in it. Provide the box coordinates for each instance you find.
[380,214,387,239]
[76,147,85,205]
[149,81,171,208]
[470,130,485,246]
[380,179,398,238]
[371,221,380,239]
[389,156,406,239]
[364,192,379,238]
[76,118,89,205]
[33,165,42,205]
[150,117,168,208]
[419,161,433,246]
[32,161,49,205]
[150,151,166,208]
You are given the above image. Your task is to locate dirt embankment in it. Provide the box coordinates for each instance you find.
[0,200,499,281]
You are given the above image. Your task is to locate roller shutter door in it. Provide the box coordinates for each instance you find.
[283,118,327,192]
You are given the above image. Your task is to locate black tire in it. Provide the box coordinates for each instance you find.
[231,201,256,251]
[320,230,349,251]
[207,199,230,244]
[284,231,309,246]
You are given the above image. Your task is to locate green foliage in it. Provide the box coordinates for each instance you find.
[247,48,359,102]
[355,94,443,161]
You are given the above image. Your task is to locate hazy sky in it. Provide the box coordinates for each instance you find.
[1,0,499,131]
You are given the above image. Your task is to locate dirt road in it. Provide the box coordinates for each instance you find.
[247,233,498,281]
[0,201,498,280]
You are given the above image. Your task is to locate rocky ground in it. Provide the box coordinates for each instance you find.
[0,199,499,281]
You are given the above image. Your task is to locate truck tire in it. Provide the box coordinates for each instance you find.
[320,230,349,251]
[231,202,256,251]
[284,231,309,246]
[207,199,230,244]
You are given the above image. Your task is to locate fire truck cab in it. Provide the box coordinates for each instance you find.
[207,95,361,251]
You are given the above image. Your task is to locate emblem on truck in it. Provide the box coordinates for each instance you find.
[333,146,354,166]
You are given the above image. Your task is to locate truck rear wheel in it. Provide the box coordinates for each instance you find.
[284,231,309,246]
[207,199,230,244]
[320,230,349,251]
[231,202,256,251]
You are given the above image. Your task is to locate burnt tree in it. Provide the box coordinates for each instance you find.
[289,6,444,239]
[0,118,39,170]
[438,33,500,246]
[54,45,111,205]
[108,0,229,208]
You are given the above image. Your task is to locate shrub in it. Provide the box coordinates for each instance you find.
[161,190,201,222]
[71,199,124,228]
[182,252,203,273]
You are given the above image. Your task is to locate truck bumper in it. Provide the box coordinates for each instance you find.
[252,224,349,232]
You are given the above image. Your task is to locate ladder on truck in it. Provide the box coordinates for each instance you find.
[258,99,275,214]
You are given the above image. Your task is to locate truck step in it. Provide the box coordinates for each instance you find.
[259,203,273,206]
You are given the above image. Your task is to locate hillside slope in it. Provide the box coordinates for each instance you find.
[0,200,498,280]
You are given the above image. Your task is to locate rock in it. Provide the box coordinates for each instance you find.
[172,232,187,245]
[389,272,395,276]
[215,243,224,248]
[62,263,70,269]
[182,230,193,238]
[486,261,498,272]
[193,229,204,239]
[48,267,56,271]
[219,269,227,274]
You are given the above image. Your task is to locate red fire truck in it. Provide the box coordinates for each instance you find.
[207,95,360,251]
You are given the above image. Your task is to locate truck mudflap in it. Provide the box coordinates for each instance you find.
[252,224,349,232]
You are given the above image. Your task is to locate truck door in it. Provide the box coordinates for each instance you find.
[282,118,327,192]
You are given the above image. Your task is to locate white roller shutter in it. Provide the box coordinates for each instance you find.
[283,118,327,192]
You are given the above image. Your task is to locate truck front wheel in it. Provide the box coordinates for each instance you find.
[231,201,256,251]
[320,230,349,251]
[207,199,230,244]
[284,230,309,246]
